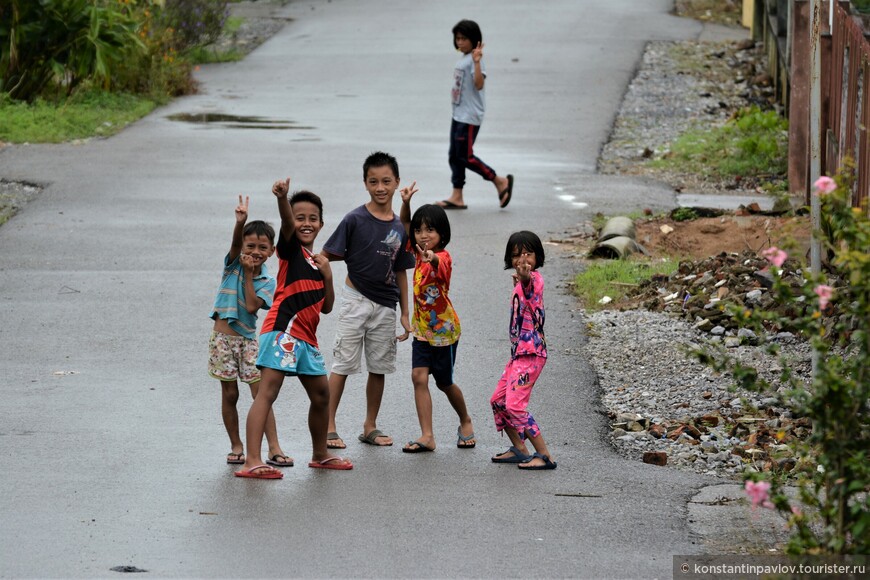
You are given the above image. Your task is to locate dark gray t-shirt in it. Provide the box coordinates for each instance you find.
[323,205,415,308]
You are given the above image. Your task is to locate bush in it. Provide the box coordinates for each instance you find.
[158,0,229,52]
[692,163,869,554]
[0,0,145,101]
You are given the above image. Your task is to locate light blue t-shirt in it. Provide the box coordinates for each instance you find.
[210,253,276,339]
[451,52,486,126]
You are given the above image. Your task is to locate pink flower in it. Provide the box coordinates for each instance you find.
[791,506,803,517]
[762,246,788,268]
[814,176,837,195]
[745,480,774,510]
[814,284,834,310]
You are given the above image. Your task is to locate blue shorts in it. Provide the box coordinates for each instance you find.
[257,331,327,376]
[411,339,458,387]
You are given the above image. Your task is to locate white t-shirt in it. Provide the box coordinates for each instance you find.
[451,52,486,126]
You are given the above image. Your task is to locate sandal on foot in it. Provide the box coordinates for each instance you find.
[491,446,530,463]
[498,174,514,208]
[456,427,476,449]
[402,441,434,453]
[226,452,245,465]
[518,452,557,470]
[326,431,346,449]
[358,429,392,446]
[266,454,294,467]
[308,456,353,470]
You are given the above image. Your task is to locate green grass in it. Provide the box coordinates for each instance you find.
[651,106,788,180]
[190,17,247,64]
[574,257,679,311]
[0,91,161,143]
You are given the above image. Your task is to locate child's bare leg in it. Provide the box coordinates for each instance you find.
[405,368,435,450]
[299,375,336,461]
[363,372,392,445]
[492,175,509,195]
[492,426,530,460]
[519,431,554,468]
[438,382,475,445]
[327,372,348,448]
[221,380,244,456]
[250,381,291,464]
[443,187,465,207]
[240,369,283,472]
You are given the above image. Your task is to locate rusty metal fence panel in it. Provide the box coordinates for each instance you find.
[825,3,870,207]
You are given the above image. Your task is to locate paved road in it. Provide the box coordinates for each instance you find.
[1,1,717,577]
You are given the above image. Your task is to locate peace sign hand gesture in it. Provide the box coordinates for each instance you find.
[416,243,435,263]
[472,42,484,63]
[400,181,418,204]
[235,195,249,224]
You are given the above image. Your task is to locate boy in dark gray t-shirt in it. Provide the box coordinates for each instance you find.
[321,151,416,449]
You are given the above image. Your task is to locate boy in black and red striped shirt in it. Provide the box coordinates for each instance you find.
[235,178,354,479]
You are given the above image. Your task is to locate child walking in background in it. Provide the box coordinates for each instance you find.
[235,179,352,479]
[399,184,475,452]
[321,151,416,449]
[490,231,557,470]
[209,196,291,467]
[437,19,514,211]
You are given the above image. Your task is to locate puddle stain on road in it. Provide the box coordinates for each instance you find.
[166,113,315,131]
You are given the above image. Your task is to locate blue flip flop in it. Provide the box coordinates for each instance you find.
[456,427,476,448]
[517,452,558,470]
[491,446,531,463]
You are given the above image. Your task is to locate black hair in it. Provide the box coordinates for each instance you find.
[363,151,400,181]
[243,220,276,245]
[410,204,451,250]
[452,19,482,50]
[289,190,324,223]
[503,230,545,270]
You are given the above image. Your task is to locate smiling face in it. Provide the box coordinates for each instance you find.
[414,222,442,252]
[290,200,323,249]
[364,164,399,209]
[241,233,275,267]
[510,245,537,271]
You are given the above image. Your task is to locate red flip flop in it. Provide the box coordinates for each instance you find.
[234,465,283,479]
[308,456,354,470]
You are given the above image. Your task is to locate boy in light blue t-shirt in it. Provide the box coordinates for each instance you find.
[208,196,291,468]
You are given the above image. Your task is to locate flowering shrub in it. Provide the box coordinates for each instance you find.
[693,164,869,554]
[158,0,229,52]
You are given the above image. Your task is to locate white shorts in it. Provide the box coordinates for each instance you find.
[331,285,397,375]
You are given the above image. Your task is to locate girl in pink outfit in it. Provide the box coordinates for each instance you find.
[490,231,556,470]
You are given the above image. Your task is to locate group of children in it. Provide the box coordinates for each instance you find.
[207,20,553,479]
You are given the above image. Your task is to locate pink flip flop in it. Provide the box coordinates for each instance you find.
[234,465,283,479]
[308,456,354,470]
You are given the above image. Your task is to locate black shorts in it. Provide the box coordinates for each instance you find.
[411,339,458,387]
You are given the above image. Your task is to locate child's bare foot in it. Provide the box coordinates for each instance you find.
[308,454,353,470]
[266,453,294,467]
[456,424,476,448]
[402,437,436,453]
[491,446,530,463]
[326,431,346,449]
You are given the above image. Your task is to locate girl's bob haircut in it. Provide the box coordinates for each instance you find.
[410,204,451,250]
[503,230,545,270]
[452,19,482,50]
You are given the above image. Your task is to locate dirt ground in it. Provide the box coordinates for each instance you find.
[633,213,812,261]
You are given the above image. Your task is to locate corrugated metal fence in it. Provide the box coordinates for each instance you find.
[825,2,870,207]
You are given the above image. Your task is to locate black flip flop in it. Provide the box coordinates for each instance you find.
[499,174,514,208]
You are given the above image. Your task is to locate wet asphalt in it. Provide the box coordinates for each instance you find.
[0,1,720,578]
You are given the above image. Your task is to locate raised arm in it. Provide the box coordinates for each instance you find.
[272,177,295,240]
[399,180,418,237]
[228,195,249,262]
[472,42,485,90]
